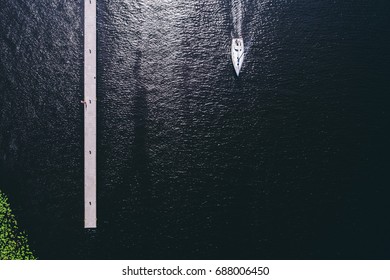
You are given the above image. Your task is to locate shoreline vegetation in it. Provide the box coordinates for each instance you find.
[0,190,36,260]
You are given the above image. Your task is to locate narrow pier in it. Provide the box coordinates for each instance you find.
[84,0,97,228]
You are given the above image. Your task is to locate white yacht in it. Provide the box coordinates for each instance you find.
[231,38,244,76]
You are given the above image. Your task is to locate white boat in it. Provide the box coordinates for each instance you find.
[231,38,244,76]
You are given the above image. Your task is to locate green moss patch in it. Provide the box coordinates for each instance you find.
[0,190,35,260]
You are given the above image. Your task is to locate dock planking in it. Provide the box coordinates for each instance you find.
[84,0,97,228]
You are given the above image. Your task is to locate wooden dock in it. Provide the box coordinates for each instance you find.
[84,0,97,228]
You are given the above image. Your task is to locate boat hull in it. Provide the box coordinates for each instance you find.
[231,38,244,76]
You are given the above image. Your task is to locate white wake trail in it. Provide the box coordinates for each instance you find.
[232,0,243,38]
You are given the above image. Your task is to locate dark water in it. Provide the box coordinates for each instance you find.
[0,0,389,259]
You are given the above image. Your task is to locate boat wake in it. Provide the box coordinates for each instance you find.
[231,0,244,76]
[232,0,243,38]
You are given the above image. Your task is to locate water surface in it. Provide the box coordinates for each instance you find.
[0,0,389,259]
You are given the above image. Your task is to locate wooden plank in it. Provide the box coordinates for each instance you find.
[84,0,97,229]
